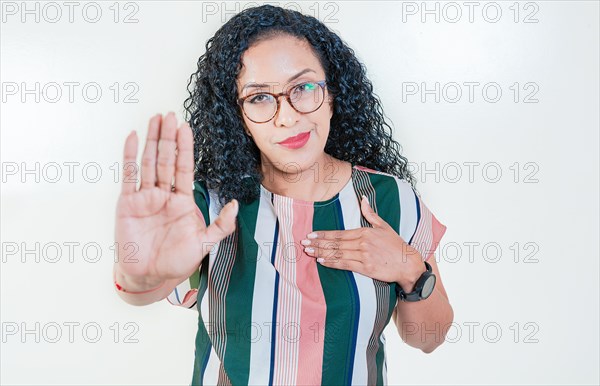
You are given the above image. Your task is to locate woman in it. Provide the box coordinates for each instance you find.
[113,5,453,385]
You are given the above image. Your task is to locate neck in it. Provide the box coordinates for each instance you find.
[260,154,350,202]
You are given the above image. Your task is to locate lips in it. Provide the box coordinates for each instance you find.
[278,132,311,145]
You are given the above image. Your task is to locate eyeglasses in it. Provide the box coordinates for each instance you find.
[237,80,327,124]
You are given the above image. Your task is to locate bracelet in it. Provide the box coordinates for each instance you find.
[113,270,165,294]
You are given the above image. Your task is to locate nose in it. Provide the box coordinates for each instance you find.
[274,95,301,128]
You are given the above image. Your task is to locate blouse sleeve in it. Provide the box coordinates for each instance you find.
[396,179,447,262]
[165,180,211,309]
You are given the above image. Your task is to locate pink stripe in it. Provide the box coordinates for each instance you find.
[182,289,198,306]
[273,196,302,385]
[293,203,325,386]
[412,199,447,262]
[353,165,378,173]
[353,165,386,175]
[428,211,447,262]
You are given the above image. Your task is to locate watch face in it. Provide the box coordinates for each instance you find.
[422,276,436,298]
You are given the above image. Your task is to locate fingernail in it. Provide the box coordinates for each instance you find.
[317,258,324,263]
[307,232,318,239]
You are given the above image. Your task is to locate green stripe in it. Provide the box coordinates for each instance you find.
[192,261,211,386]
[193,180,212,224]
[367,172,400,234]
[222,193,261,385]
[314,202,359,385]
[190,181,211,290]
[191,180,213,385]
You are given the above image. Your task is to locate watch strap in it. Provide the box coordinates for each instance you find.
[395,261,433,302]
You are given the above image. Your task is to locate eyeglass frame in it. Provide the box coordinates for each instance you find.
[236,80,328,124]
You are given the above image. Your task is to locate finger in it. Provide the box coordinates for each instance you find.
[121,130,139,195]
[140,114,161,189]
[202,199,239,245]
[317,257,363,272]
[306,238,362,252]
[174,121,194,196]
[156,112,178,191]
[360,195,387,228]
[307,228,363,241]
[304,244,363,262]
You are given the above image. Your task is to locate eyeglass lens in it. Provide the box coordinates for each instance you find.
[241,81,325,123]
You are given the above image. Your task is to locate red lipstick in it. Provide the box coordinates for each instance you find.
[277,131,311,149]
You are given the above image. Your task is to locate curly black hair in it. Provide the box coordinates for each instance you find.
[183,4,416,206]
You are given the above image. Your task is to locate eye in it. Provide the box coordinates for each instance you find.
[294,82,317,93]
[248,93,273,104]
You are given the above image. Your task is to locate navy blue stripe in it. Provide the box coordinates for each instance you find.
[408,192,421,244]
[200,342,211,384]
[336,199,360,385]
[268,217,280,386]
[346,274,360,384]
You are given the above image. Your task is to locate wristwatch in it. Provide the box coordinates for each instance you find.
[395,261,436,302]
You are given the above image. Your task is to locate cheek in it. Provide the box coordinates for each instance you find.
[317,102,333,123]
[314,110,332,134]
[243,120,260,138]
[247,131,271,150]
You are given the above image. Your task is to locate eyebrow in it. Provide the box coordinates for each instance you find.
[241,68,316,91]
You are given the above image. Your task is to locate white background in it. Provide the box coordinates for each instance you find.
[1,1,598,385]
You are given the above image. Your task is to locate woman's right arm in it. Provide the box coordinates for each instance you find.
[113,112,238,307]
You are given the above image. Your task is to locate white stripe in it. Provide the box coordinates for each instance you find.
[413,207,425,255]
[272,195,301,385]
[202,345,221,386]
[166,279,192,307]
[199,240,223,384]
[338,182,377,386]
[395,177,418,243]
[381,332,388,386]
[205,189,223,275]
[247,189,278,386]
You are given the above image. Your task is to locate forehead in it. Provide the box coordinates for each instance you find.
[237,35,324,85]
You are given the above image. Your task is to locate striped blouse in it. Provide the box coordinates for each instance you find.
[167,164,447,386]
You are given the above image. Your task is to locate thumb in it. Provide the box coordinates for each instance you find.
[360,195,384,228]
[202,199,238,245]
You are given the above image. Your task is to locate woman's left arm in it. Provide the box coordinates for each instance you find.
[392,255,454,353]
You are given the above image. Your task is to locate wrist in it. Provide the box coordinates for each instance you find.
[114,268,165,294]
[397,256,427,294]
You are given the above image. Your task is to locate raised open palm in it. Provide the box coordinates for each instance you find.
[114,112,238,289]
